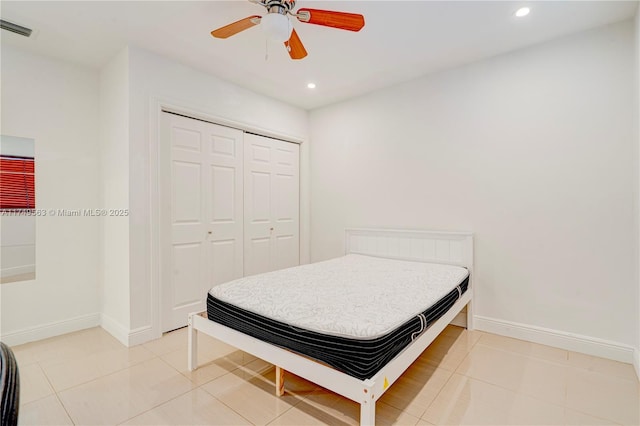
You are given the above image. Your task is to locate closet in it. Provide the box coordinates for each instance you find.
[160,112,300,332]
[244,133,300,277]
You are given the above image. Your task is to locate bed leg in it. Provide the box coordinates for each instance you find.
[360,400,375,426]
[188,315,198,371]
[466,299,475,330]
[275,366,285,397]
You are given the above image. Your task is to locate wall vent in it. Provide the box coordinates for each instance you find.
[0,20,32,37]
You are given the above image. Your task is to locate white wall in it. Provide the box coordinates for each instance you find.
[99,47,131,339]
[310,22,636,360]
[126,46,309,341]
[0,45,101,345]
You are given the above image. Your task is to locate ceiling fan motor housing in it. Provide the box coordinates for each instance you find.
[263,0,296,15]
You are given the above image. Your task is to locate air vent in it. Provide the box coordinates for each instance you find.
[0,20,32,37]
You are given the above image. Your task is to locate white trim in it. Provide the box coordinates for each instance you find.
[128,325,154,347]
[633,348,640,382]
[190,228,473,425]
[474,315,636,364]
[345,228,473,269]
[148,96,309,341]
[149,97,162,343]
[100,313,130,347]
[1,313,100,347]
[100,315,155,347]
[159,104,304,145]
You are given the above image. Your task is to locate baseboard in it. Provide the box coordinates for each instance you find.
[128,325,154,346]
[100,315,155,347]
[474,315,635,364]
[633,348,640,382]
[100,313,130,347]
[0,313,100,347]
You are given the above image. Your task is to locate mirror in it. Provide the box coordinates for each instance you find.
[0,135,36,284]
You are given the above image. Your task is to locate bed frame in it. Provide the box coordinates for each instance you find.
[188,228,473,425]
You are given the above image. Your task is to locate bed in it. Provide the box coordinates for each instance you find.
[188,228,473,425]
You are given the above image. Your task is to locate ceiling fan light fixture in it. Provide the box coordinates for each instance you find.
[261,13,292,43]
[515,7,530,17]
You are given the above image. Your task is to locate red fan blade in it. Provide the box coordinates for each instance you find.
[211,15,261,39]
[284,28,308,60]
[296,8,364,32]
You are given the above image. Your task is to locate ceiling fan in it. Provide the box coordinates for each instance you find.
[210,0,365,60]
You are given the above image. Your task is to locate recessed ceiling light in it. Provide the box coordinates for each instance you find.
[307,83,316,89]
[515,7,530,17]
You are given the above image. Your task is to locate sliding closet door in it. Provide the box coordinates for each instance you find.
[244,133,300,276]
[160,112,244,332]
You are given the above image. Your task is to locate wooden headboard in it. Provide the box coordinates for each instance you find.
[345,228,473,272]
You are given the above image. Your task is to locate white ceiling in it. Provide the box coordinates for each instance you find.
[1,1,637,110]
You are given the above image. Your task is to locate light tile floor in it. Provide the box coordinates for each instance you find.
[11,325,639,425]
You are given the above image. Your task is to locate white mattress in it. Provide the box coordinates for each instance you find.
[209,254,469,340]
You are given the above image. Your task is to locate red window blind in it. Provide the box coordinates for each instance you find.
[0,156,35,209]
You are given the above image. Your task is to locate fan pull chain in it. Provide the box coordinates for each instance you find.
[265,38,269,61]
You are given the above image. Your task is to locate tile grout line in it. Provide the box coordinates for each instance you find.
[16,364,57,409]
[457,372,568,407]
[208,391,257,426]
[552,351,629,425]
[454,366,626,425]
[473,341,570,368]
[37,361,77,425]
[477,335,638,381]
[50,352,199,426]
[166,348,254,387]
[398,329,483,420]
[474,338,639,382]
[42,348,160,394]
[113,353,191,424]
[460,341,634,424]
[417,364,458,421]
[199,361,314,425]
[378,400,421,424]
[197,377,268,425]
[374,366,451,417]
[420,330,560,421]
[118,351,208,425]
[52,391,76,426]
[454,339,568,407]
[115,386,195,426]
[113,337,200,425]
[451,370,622,425]
[155,350,189,375]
